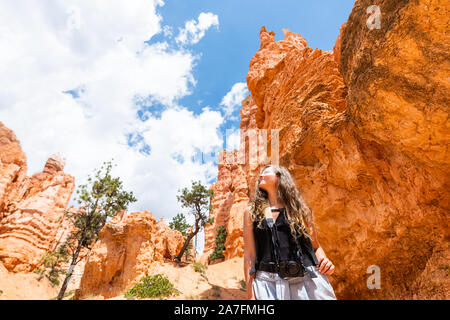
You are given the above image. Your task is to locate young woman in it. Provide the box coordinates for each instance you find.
[243,164,337,300]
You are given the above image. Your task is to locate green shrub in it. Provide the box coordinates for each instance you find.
[193,262,207,274]
[124,274,180,300]
[209,225,227,261]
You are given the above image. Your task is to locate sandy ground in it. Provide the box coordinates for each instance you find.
[0,257,247,300]
[0,261,60,300]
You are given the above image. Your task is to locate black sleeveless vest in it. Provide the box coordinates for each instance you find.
[252,208,319,267]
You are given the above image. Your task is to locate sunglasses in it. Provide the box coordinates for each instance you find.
[259,171,276,177]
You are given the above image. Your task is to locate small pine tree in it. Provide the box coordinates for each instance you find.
[209,225,227,261]
[169,213,193,261]
[34,243,70,286]
[169,213,191,236]
[173,181,214,262]
[56,159,137,300]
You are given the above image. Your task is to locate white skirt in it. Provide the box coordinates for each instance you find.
[252,265,337,300]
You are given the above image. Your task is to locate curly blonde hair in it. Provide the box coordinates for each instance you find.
[249,164,316,240]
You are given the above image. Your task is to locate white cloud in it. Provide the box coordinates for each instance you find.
[162,25,174,38]
[0,1,222,254]
[220,82,249,120]
[224,127,241,152]
[175,12,219,46]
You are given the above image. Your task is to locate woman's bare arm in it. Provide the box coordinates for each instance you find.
[243,206,256,299]
[308,218,335,275]
[308,218,321,251]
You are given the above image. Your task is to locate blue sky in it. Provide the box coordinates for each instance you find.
[0,1,354,254]
[153,0,354,135]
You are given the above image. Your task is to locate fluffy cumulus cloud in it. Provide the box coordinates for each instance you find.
[220,82,249,120]
[0,0,223,253]
[175,12,219,46]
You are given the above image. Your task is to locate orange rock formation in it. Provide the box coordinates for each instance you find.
[74,210,184,299]
[201,0,449,300]
[0,122,75,272]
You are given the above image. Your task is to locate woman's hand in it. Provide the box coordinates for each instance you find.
[314,247,335,275]
[317,256,335,275]
[308,223,335,275]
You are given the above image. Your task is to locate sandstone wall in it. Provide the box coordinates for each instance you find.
[0,122,76,272]
[339,0,449,170]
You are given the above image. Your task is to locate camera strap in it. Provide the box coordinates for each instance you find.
[264,208,281,265]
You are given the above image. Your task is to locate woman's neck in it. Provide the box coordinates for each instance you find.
[267,191,283,208]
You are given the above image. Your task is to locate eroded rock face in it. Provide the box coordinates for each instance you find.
[339,0,450,171]
[333,22,347,66]
[202,1,448,300]
[0,122,27,219]
[0,122,75,272]
[74,210,184,299]
[247,27,348,156]
[333,0,449,299]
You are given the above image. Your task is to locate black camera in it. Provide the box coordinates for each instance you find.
[277,260,305,278]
